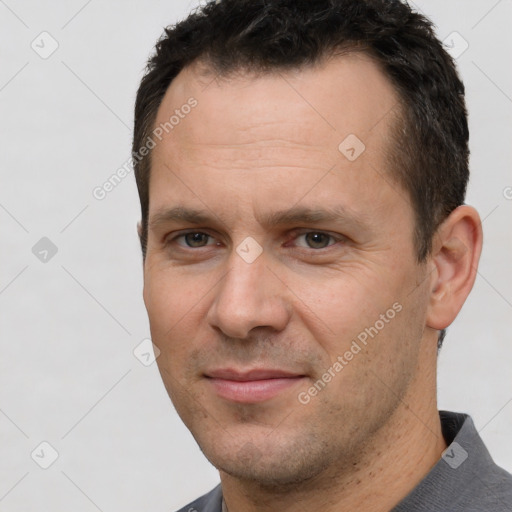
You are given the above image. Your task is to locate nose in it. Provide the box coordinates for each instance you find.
[206,247,291,339]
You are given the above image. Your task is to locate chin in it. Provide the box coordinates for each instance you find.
[197,427,335,489]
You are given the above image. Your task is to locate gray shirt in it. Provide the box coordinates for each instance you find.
[176,411,512,511]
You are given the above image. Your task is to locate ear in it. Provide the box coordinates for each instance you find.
[137,221,147,263]
[426,205,483,331]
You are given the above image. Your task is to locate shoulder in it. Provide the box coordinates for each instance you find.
[174,485,223,512]
[443,411,512,511]
[463,460,512,511]
[393,411,512,512]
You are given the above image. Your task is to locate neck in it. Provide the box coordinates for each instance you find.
[220,349,447,512]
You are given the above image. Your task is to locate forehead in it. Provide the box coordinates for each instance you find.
[154,53,399,151]
[148,53,408,230]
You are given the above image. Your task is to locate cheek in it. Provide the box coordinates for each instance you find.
[144,276,209,411]
[143,270,207,356]
[291,270,395,349]
[145,265,203,320]
[289,264,422,389]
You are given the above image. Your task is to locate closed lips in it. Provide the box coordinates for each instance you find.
[204,368,306,403]
[204,369,305,381]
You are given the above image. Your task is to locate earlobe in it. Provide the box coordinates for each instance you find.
[426,206,483,330]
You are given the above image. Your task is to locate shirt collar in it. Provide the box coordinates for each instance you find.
[391,410,495,511]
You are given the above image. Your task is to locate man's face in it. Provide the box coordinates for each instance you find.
[143,54,433,485]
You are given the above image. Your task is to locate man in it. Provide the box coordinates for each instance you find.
[132,0,512,510]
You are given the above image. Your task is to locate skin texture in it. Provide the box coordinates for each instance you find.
[142,54,483,512]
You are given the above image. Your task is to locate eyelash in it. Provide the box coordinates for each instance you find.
[166,230,344,251]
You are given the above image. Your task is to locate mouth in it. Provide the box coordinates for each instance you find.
[204,368,307,404]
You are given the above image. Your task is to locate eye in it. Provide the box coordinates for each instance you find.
[174,232,217,248]
[294,232,338,249]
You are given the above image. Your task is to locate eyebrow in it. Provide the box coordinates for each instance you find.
[149,206,214,228]
[148,204,370,232]
[261,205,368,230]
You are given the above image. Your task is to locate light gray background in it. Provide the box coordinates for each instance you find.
[1,1,511,510]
